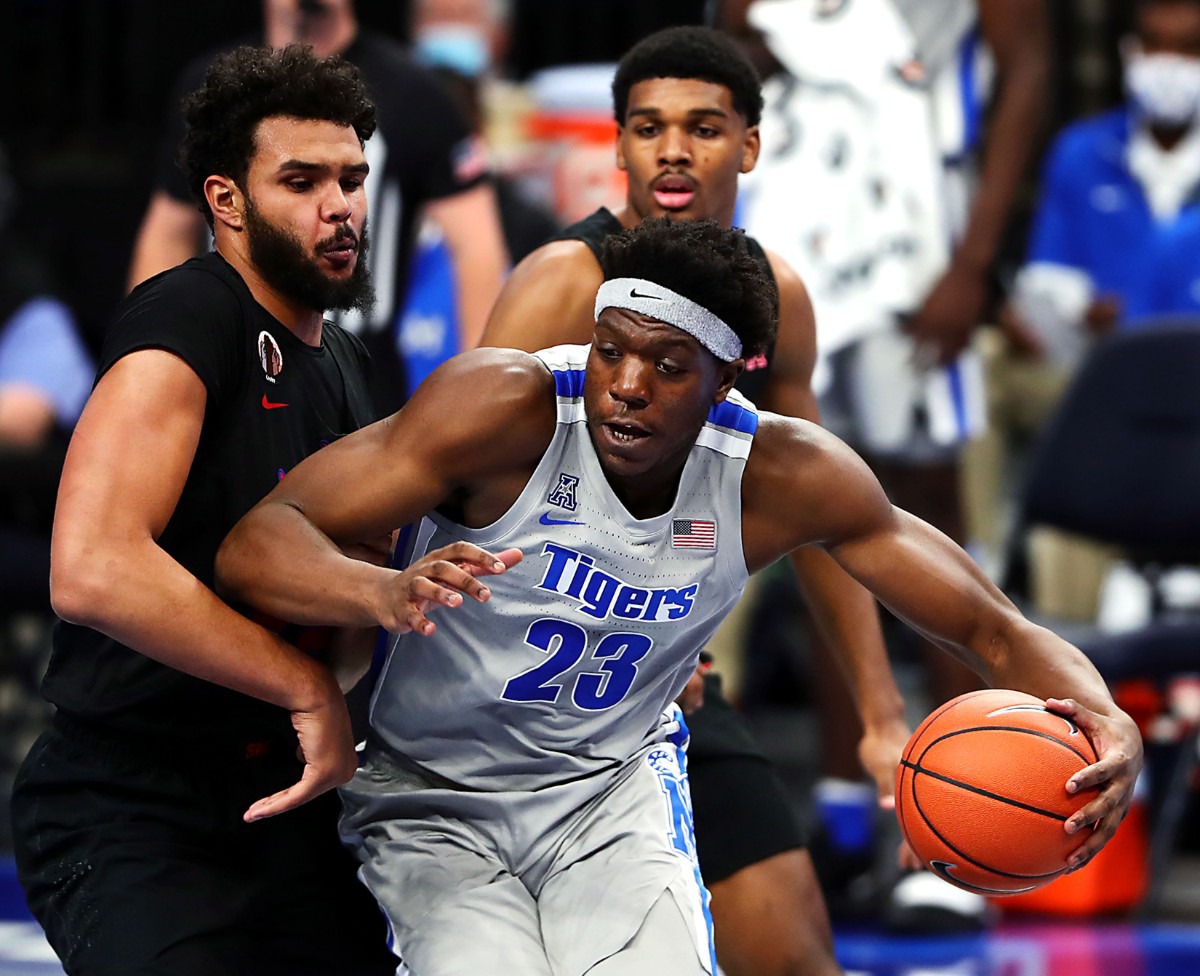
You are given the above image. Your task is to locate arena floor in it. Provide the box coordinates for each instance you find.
[3,855,1200,976]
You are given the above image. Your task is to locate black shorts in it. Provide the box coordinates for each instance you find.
[686,675,808,885]
[10,715,395,976]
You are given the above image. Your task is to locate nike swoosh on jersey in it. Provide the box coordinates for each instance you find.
[539,512,585,526]
[261,395,289,410]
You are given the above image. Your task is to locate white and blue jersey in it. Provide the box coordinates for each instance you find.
[368,343,755,793]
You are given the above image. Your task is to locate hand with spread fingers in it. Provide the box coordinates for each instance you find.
[373,542,523,635]
[1045,697,1144,872]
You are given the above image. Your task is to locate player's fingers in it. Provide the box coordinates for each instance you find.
[407,571,475,606]
[399,605,437,637]
[1065,824,1113,872]
[1043,696,1085,721]
[243,766,335,822]
[422,542,522,577]
[1066,757,1137,799]
[1045,698,1141,794]
[1066,785,1129,838]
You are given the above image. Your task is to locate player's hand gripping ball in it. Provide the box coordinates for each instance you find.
[894,689,1100,895]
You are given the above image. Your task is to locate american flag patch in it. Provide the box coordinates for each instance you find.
[672,518,716,549]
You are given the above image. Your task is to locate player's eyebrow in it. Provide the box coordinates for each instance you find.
[276,160,371,176]
[626,106,730,122]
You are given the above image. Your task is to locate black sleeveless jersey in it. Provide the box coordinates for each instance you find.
[556,208,778,406]
[40,252,378,746]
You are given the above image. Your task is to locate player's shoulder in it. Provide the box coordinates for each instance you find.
[320,319,371,367]
[423,346,555,401]
[760,245,815,344]
[495,239,602,311]
[746,410,861,491]
[408,347,558,454]
[760,245,809,299]
[483,240,601,349]
[742,410,887,557]
[751,409,828,452]
[513,237,602,282]
[122,254,245,323]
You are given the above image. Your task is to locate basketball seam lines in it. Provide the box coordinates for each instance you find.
[923,724,1095,764]
[898,759,1070,822]
[900,769,1069,881]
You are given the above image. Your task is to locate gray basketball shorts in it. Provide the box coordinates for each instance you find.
[338,733,715,976]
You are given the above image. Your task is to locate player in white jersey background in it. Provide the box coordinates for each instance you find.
[216,217,1142,976]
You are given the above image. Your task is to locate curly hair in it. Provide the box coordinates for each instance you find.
[612,26,763,127]
[179,43,377,226]
[601,217,778,358]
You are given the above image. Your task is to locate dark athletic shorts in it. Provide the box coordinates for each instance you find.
[10,714,396,976]
[687,673,809,884]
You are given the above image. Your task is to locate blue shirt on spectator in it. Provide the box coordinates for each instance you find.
[0,297,94,428]
[1026,108,1200,326]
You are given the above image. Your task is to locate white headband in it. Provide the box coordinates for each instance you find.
[594,278,743,362]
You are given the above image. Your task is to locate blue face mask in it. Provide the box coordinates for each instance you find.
[415,26,490,79]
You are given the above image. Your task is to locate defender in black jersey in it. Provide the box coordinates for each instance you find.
[128,0,507,415]
[480,27,912,976]
[10,46,502,976]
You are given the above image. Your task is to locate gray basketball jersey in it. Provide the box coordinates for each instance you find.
[368,344,755,791]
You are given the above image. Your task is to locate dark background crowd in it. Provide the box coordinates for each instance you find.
[0,0,1134,367]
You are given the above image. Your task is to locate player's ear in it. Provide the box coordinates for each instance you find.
[713,358,744,403]
[206,176,244,230]
[615,125,629,172]
[740,124,761,175]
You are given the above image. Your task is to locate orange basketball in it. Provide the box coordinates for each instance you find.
[894,688,1100,895]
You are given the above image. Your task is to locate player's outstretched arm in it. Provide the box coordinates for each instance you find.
[743,417,1142,868]
[479,240,603,351]
[762,253,910,802]
[216,347,552,631]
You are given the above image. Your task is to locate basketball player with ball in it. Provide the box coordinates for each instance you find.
[217,218,1142,975]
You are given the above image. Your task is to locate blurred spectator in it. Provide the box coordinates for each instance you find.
[1010,0,1200,361]
[969,0,1200,624]
[0,147,94,614]
[125,0,508,413]
[0,143,94,853]
[397,0,561,393]
[710,0,1052,932]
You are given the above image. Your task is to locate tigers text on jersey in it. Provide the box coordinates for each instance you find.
[370,344,756,792]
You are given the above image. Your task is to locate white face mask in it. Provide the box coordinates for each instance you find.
[1126,50,1200,127]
